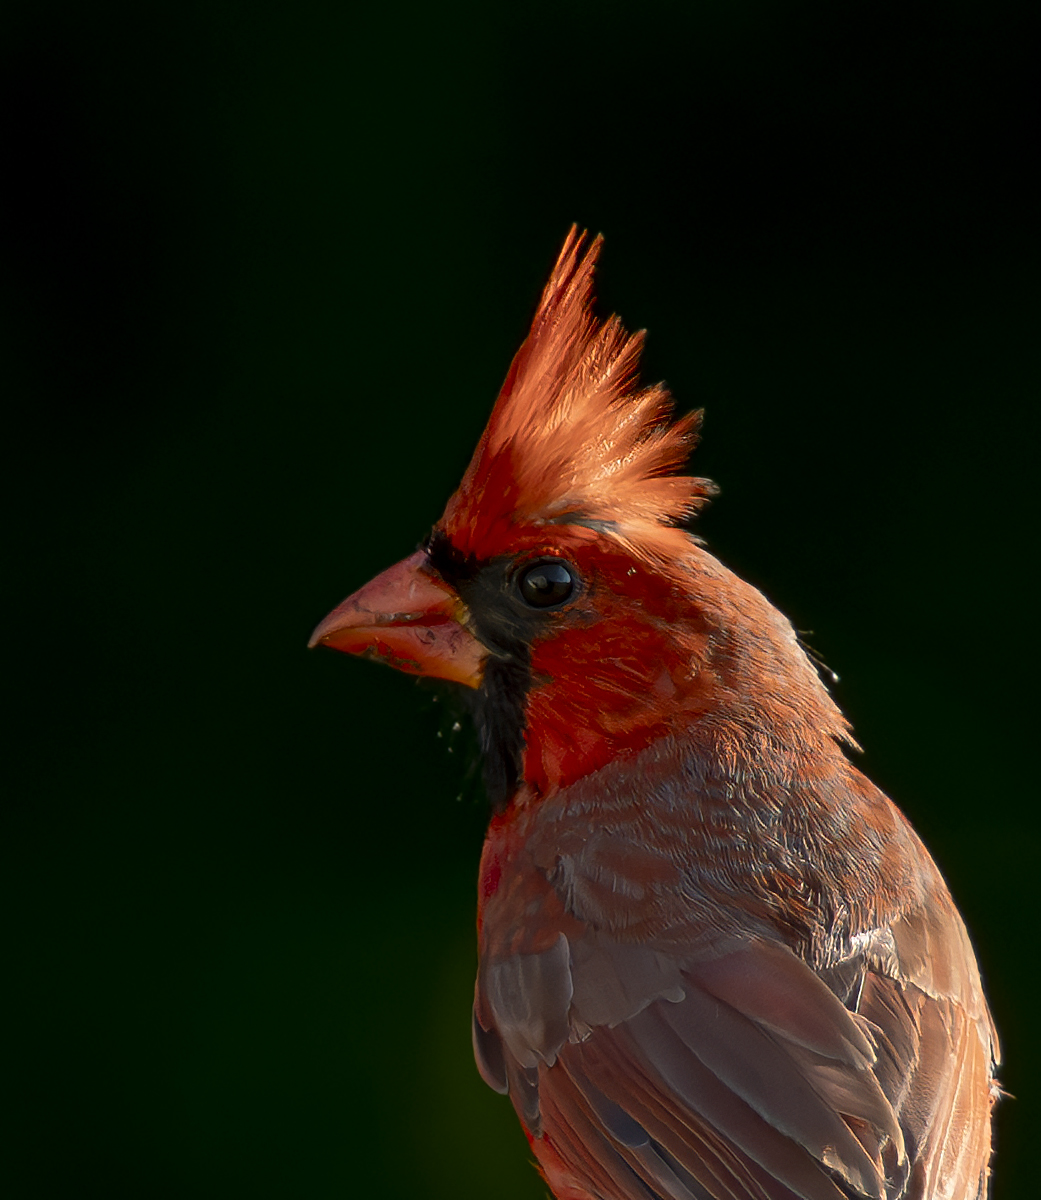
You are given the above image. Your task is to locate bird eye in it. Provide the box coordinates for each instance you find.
[517,560,575,608]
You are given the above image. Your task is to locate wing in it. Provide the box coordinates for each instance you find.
[473,754,998,1200]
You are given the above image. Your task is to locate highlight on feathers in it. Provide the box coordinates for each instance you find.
[440,227,717,563]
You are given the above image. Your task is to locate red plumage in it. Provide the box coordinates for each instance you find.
[311,229,998,1200]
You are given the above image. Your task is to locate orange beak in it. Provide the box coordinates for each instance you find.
[308,551,485,688]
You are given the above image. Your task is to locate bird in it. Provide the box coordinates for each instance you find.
[309,228,999,1200]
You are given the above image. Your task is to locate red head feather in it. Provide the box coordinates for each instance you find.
[439,227,716,564]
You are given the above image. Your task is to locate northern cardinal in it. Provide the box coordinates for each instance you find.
[310,230,998,1200]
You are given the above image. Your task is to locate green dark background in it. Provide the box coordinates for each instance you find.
[5,1,1037,1196]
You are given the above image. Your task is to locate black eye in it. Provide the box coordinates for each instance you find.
[517,560,576,608]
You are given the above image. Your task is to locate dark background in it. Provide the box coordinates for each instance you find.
[5,1,1037,1196]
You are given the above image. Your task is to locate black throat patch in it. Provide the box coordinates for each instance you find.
[469,655,530,812]
[425,529,541,812]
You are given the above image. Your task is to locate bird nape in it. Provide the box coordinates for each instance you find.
[309,229,999,1200]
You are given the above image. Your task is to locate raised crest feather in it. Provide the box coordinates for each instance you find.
[440,227,717,563]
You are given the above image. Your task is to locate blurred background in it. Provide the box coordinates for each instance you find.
[4,1,1037,1196]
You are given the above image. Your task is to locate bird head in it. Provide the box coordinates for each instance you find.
[311,229,849,805]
